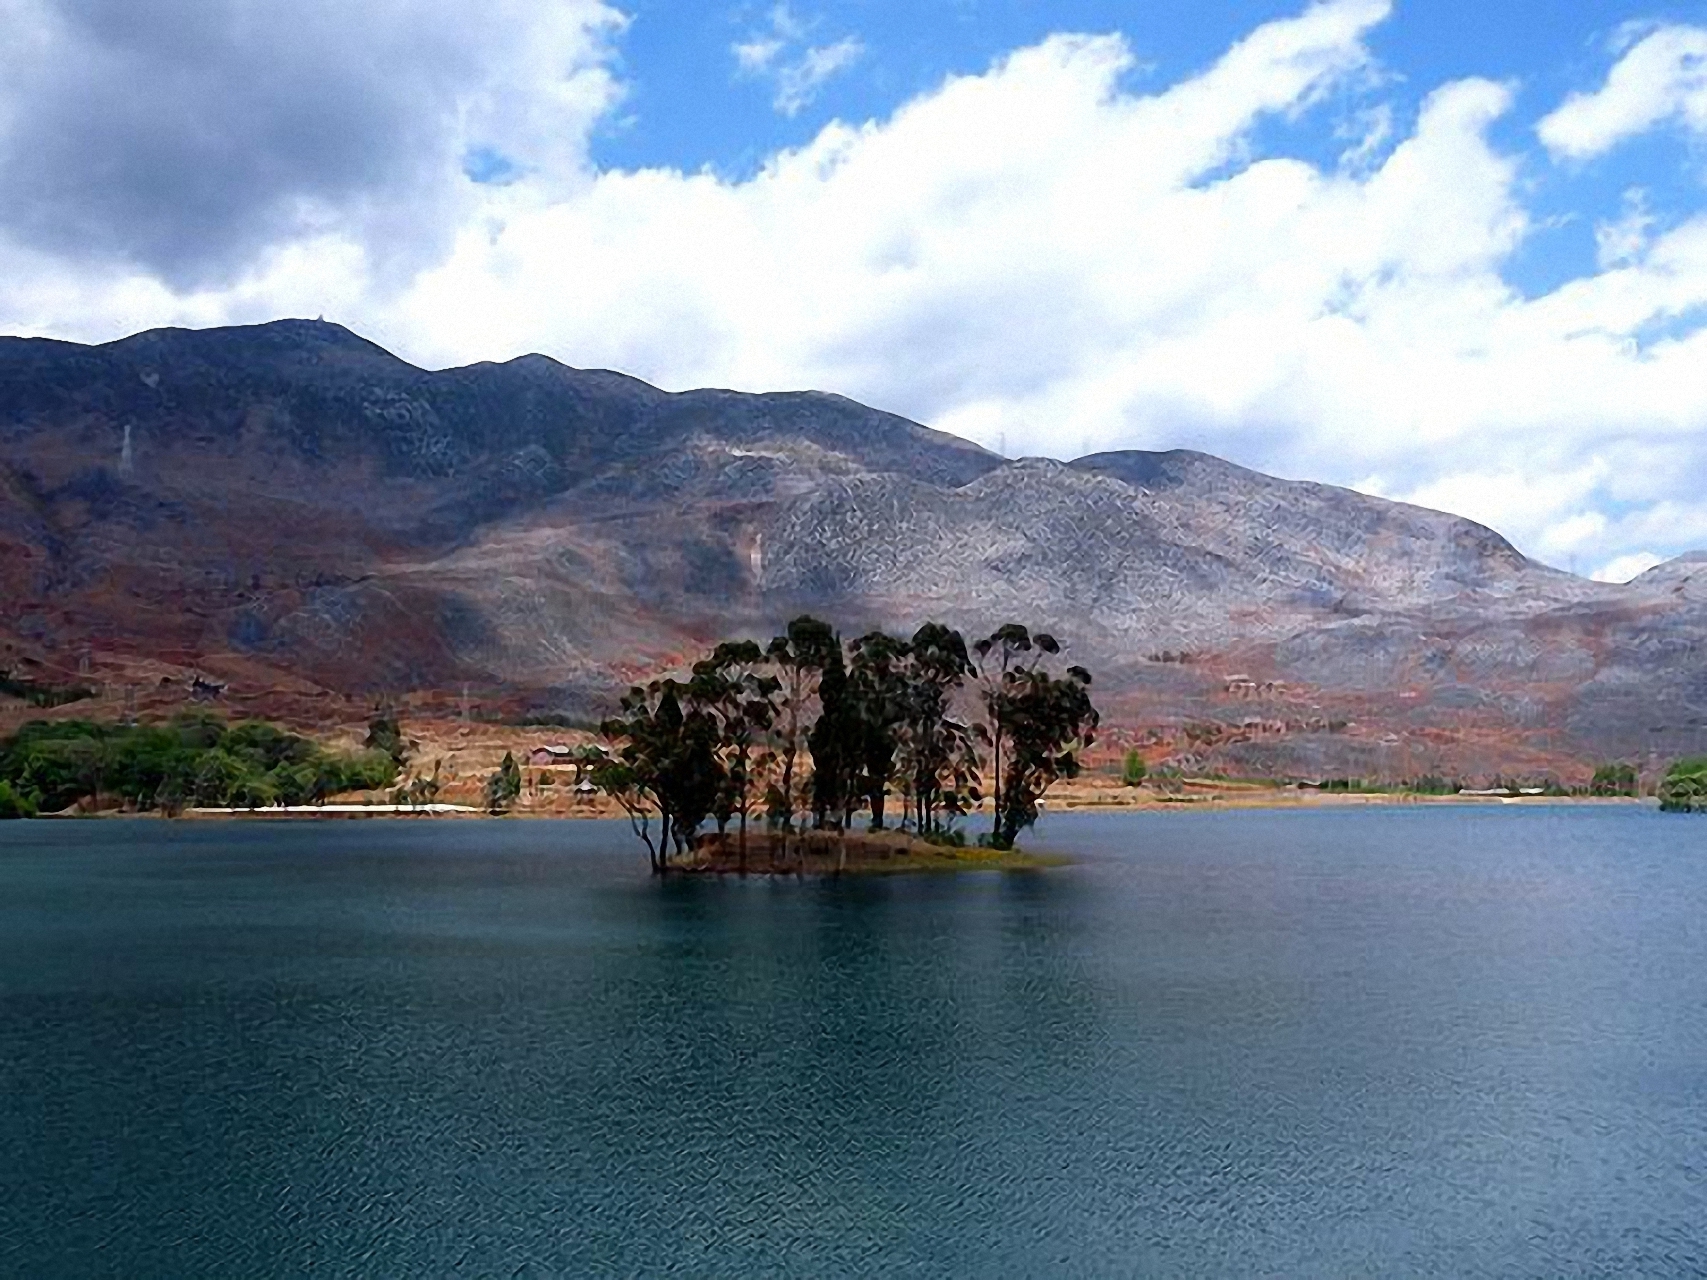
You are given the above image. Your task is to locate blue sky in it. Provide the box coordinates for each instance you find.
[604,1,1676,173]
[591,0,1707,297]
[3,0,1707,580]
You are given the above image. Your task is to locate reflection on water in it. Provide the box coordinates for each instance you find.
[2,808,1704,1275]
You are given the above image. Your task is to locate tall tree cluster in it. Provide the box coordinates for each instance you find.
[596,617,1098,872]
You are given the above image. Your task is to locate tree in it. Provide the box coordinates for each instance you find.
[1660,758,1707,812]
[1122,749,1147,788]
[569,744,608,788]
[599,679,724,872]
[765,616,839,833]
[592,758,660,869]
[484,751,522,813]
[974,624,1059,821]
[990,663,1099,849]
[896,622,980,837]
[808,642,859,830]
[690,640,779,870]
[0,716,396,815]
[365,708,410,767]
[848,631,911,830]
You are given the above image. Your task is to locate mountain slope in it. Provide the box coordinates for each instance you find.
[2,319,1703,774]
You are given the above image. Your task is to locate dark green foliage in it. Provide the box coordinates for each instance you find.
[599,679,726,872]
[690,641,779,865]
[1407,775,1461,796]
[597,618,1100,870]
[896,623,981,837]
[1590,763,1640,797]
[484,751,523,812]
[989,663,1098,849]
[974,624,1097,848]
[1660,758,1707,813]
[0,779,37,819]
[1122,750,1147,788]
[364,711,410,766]
[766,616,839,832]
[808,645,857,829]
[0,715,398,815]
[847,631,911,830]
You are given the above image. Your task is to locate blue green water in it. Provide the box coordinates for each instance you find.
[2,808,1704,1275]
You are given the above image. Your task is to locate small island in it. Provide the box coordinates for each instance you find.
[593,618,1098,876]
[680,829,1067,876]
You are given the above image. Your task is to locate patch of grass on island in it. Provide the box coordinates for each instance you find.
[679,830,1068,876]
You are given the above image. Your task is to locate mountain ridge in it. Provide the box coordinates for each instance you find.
[2,319,1703,777]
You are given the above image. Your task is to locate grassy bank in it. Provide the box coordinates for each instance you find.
[678,830,1067,876]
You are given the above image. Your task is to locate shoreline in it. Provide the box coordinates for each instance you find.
[26,790,1656,821]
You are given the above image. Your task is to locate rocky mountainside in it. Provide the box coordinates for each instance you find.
[2,319,1703,777]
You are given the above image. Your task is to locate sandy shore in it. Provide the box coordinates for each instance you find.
[57,776,1651,821]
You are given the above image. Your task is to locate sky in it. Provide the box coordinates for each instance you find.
[3,1,1707,582]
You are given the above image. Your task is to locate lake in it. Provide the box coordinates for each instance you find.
[2,807,1704,1275]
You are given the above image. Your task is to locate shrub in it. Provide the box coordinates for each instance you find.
[0,717,400,814]
[1590,763,1640,798]
[1660,758,1707,813]
[0,779,37,819]
[1122,749,1147,788]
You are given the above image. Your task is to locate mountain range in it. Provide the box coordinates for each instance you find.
[3,319,1703,779]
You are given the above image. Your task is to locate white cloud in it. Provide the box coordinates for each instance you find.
[0,0,624,284]
[1596,188,1656,267]
[7,0,1707,579]
[735,37,785,74]
[774,38,865,117]
[1538,24,1707,159]
[733,5,863,117]
[1594,551,1665,584]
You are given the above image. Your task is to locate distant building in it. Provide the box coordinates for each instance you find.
[528,745,574,767]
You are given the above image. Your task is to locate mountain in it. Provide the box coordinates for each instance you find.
[3,319,1703,778]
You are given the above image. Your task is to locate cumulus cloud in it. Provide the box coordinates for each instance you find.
[1538,23,1707,159]
[733,4,863,117]
[5,0,1707,577]
[1594,551,1665,583]
[0,0,623,286]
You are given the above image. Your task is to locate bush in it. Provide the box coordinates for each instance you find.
[1408,775,1460,796]
[1660,758,1707,813]
[1122,749,1147,788]
[0,717,400,814]
[1590,763,1640,798]
[484,751,523,813]
[0,779,37,819]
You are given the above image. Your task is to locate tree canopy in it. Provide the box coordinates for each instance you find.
[1660,758,1707,813]
[597,616,1099,871]
[0,713,398,816]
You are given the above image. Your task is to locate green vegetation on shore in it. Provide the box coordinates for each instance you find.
[0,714,398,817]
[1660,758,1707,813]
